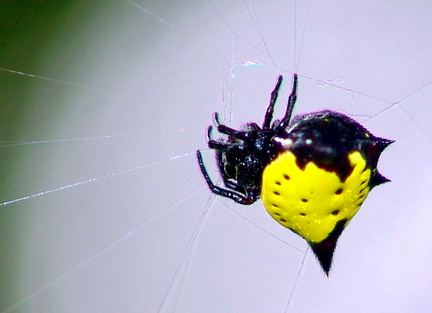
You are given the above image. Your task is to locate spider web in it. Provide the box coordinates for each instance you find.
[0,1,432,313]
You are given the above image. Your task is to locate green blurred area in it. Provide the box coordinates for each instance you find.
[0,1,92,309]
[0,0,74,138]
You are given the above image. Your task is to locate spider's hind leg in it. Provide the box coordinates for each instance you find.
[262,75,284,129]
[277,73,298,130]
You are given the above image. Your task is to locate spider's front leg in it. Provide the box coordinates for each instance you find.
[206,125,247,153]
[212,112,258,141]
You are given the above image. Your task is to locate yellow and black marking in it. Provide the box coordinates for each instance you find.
[262,150,372,274]
[197,74,394,275]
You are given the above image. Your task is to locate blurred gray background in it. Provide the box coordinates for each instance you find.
[1,0,431,312]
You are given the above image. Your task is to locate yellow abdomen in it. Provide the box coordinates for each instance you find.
[261,150,371,243]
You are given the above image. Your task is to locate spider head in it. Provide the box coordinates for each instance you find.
[215,123,276,200]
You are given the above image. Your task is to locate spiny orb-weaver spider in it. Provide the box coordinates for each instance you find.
[196,74,393,275]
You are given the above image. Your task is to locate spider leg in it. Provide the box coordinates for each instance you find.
[213,111,221,126]
[206,125,213,141]
[212,112,257,140]
[222,179,242,191]
[262,75,283,129]
[216,125,255,140]
[207,122,252,156]
[208,140,245,153]
[196,150,256,205]
[206,125,234,150]
[277,73,298,130]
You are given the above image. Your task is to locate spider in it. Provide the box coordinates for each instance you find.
[196,74,393,275]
